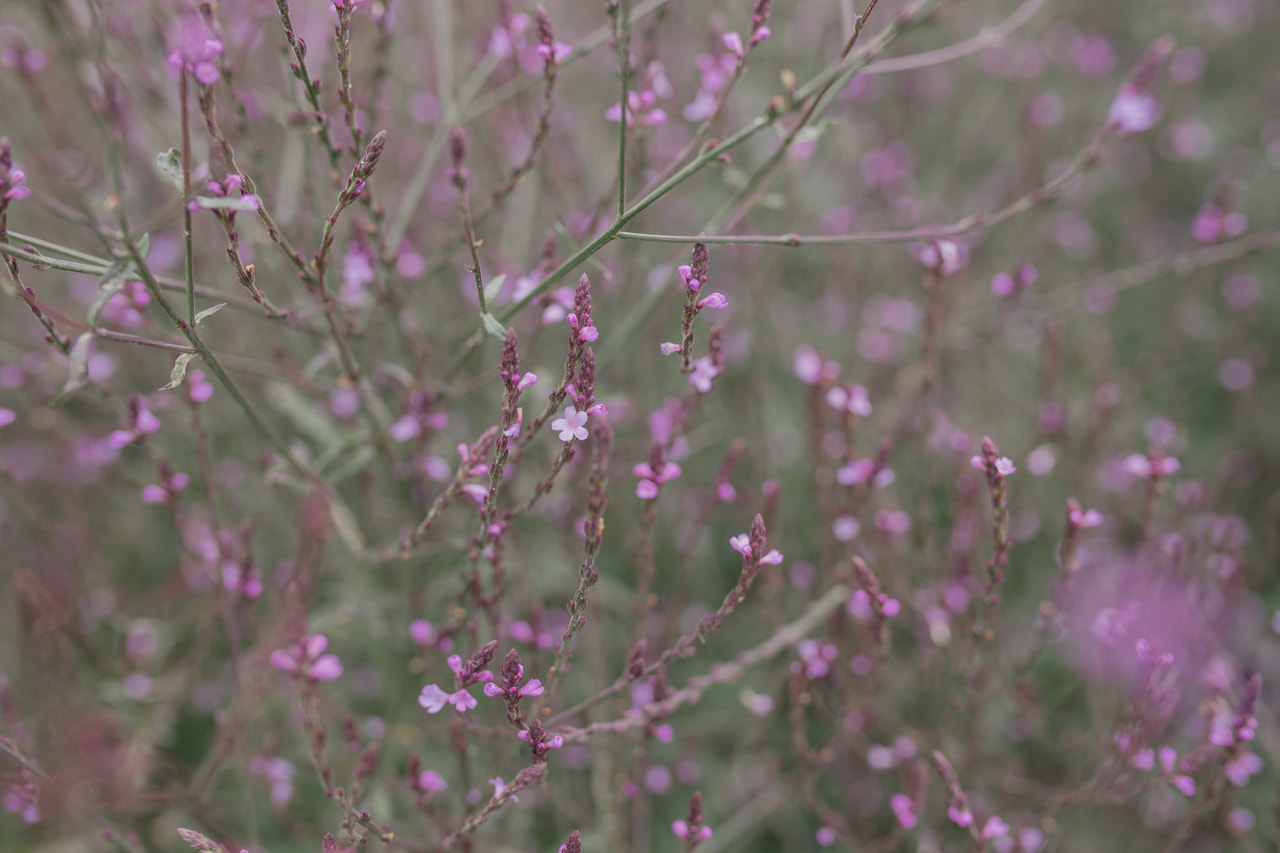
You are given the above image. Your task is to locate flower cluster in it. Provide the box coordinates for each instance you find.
[418,642,497,714]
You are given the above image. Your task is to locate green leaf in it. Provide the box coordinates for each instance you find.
[51,332,94,405]
[482,273,507,308]
[190,195,259,212]
[480,312,507,340]
[159,353,197,391]
[194,302,227,326]
[156,148,184,192]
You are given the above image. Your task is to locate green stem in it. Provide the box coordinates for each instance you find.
[180,69,196,327]
[120,232,301,471]
[615,0,631,218]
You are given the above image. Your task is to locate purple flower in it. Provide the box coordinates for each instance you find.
[416,769,447,793]
[1069,507,1104,528]
[672,821,712,843]
[730,532,783,565]
[187,370,213,404]
[1108,85,1159,133]
[489,776,517,802]
[981,816,1009,840]
[551,406,589,442]
[689,357,720,393]
[167,16,224,86]
[537,41,572,64]
[418,683,478,714]
[269,634,344,682]
[482,663,544,700]
[696,292,728,310]
[890,793,917,829]
[141,471,190,504]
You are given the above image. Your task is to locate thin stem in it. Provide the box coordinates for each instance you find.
[180,69,196,327]
[614,123,1110,247]
[615,0,631,218]
[557,584,850,739]
[119,228,301,471]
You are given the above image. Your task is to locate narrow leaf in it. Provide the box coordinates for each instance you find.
[160,353,197,391]
[190,195,260,212]
[481,312,506,340]
[194,302,227,325]
[51,333,94,405]
[482,273,507,308]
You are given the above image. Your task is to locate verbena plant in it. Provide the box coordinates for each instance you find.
[0,0,1278,851]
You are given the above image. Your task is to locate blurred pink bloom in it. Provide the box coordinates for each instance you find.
[1109,85,1159,133]
[269,634,343,682]
[890,793,917,829]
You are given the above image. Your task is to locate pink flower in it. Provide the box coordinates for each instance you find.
[689,357,720,393]
[490,776,518,802]
[418,683,478,714]
[1070,507,1104,528]
[1109,85,1159,133]
[167,16,224,86]
[141,471,190,504]
[483,668,545,700]
[187,370,214,403]
[697,292,728,310]
[551,406,589,442]
[722,31,745,59]
[826,384,872,417]
[634,460,681,498]
[730,532,783,565]
[971,454,1016,476]
[672,820,712,842]
[890,793,917,829]
[416,770,448,793]
[269,634,344,682]
[981,816,1009,840]
[536,41,572,64]
[1224,753,1263,787]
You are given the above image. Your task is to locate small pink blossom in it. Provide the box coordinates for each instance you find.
[671,820,712,843]
[269,634,344,682]
[419,683,478,714]
[490,776,518,802]
[689,357,720,393]
[1070,507,1104,528]
[1109,85,1159,133]
[722,32,745,60]
[187,370,213,403]
[536,41,572,64]
[697,292,728,310]
[981,816,1009,840]
[141,471,190,504]
[551,406,589,442]
[890,793,917,829]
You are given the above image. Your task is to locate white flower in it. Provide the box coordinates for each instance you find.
[550,406,589,442]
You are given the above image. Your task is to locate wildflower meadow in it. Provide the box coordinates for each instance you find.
[0,0,1278,851]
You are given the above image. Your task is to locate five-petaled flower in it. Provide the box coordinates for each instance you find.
[551,406,590,442]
